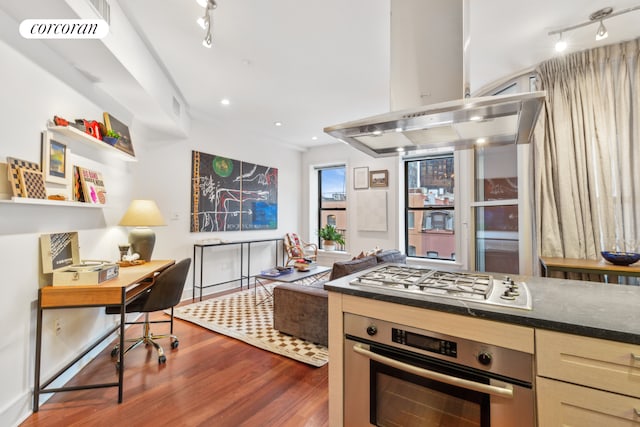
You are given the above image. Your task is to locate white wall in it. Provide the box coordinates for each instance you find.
[302,144,400,255]
[0,38,134,425]
[0,39,301,427]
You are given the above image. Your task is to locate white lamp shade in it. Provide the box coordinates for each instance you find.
[119,200,166,227]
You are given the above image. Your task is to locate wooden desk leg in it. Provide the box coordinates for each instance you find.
[33,291,43,412]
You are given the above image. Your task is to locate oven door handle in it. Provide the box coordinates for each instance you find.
[353,343,514,399]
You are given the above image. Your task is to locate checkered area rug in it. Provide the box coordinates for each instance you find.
[172,284,329,367]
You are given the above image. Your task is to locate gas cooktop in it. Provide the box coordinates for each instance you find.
[349,265,532,310]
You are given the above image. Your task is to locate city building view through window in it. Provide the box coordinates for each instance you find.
[318,166,346,250]
[405,156,455,260]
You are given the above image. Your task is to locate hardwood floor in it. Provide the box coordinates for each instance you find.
[21,297,329,427]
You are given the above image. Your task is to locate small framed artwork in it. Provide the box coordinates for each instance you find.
[41,131,68,184]
[353,167,369,189]
[103,112,135,157]
[370,169,389,188]
[18,168,47,199]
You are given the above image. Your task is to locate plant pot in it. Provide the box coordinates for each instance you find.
[103,136,119,146]
[323,240,336,251]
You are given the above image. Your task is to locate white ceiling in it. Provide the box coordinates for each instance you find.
[2,0,640,151]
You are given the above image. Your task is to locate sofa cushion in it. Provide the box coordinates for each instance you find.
[376,249,407,264]
[329,255,378,281]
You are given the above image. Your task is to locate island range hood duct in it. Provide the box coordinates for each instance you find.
[323,90,546,157]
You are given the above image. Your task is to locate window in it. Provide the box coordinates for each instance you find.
[405,155,455,260]
[473,145,519,274]
[317,166,346,250]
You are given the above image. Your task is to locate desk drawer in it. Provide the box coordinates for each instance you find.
[536,329,640,397]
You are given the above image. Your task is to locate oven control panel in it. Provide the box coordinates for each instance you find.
[392,328,458,357]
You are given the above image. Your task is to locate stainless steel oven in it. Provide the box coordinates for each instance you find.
[344,313,535,427]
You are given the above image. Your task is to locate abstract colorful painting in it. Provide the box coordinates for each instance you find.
[191,151,278,232]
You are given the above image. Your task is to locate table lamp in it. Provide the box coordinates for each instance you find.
[118,199,166,262]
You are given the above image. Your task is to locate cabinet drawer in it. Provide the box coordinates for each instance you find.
[537,377,640,426]
[536,329,640,397]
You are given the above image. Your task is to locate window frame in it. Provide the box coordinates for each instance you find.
[317,165,347,249]
[404,154,456,261]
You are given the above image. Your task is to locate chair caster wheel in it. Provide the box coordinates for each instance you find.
[158,355,166,364]
[110,347,119,358]
[171,340,179,349]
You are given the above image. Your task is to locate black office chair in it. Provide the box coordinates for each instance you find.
[106,258,191,365]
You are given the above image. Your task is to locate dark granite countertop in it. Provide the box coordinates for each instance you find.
[324,269,640,345]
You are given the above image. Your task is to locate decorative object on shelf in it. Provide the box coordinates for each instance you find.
[76,119,102,140]
[72,166,85,202]
[601,251,640,266]
[6,157,40,197]
[0,163,11,199]
[76,166,106,204]
[353,166,369,190]
[119,199,166,262]
[318,224,345,251]
[41,131,69,185]
[103,112,135,157]
[369,169,389,188]
[190,150,278,232]
[102,129,120,146]
[18,168,47,199]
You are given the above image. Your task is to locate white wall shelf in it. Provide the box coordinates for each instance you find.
[0,197,104,208]
[47,124,137,162]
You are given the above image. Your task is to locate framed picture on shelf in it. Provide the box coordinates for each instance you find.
[353,167,369,189]
[369,169,389,188]
[18,168,47,199]
[103,112,135,157]
[41,131,69,185]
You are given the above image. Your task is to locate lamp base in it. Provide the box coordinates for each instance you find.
[128,227,156,262]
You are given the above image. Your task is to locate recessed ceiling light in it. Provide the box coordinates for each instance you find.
[470,116,482,121]
[274,121,283,127]
[221,98,230,105]
[372,130,382,136]
[311,136,318,141]
[396,147,405,152]
[476,137,487,144]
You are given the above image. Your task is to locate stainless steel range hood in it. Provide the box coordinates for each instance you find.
[323,91,546,157]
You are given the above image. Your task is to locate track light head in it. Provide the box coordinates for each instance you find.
[203,31,212,48]
[595,20,608,40]
[555,33,567,52]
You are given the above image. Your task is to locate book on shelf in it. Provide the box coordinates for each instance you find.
[76,166,106,204]
[73,166,84,202]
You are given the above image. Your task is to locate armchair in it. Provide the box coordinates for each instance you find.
[284,232,318,266]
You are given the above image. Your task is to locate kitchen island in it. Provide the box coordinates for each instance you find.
[324,267,640,426]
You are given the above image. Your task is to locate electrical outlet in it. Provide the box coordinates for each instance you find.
[54,318,61,336]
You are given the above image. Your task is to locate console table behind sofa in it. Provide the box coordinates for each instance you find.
[192,238,284,300]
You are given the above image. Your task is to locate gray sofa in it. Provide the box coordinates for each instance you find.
[273,249,406,346]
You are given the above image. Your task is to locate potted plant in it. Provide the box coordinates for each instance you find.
[102,129,120,146]
[318,224,345,251]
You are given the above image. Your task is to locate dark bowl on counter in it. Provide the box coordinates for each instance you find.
[601,251,640,266]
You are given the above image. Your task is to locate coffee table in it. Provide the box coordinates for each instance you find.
[254,265,331,306]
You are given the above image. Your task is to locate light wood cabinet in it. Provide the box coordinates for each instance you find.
[536,329,640,425]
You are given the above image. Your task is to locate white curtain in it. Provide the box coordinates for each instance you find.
[534,38,640,260]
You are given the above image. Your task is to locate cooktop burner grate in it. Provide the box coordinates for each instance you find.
[350,265,531,309]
